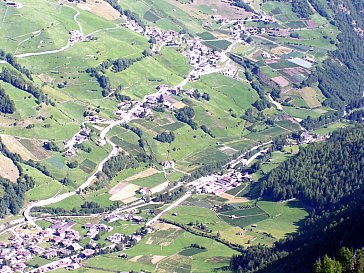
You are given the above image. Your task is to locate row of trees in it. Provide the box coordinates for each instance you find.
[232,0,254,12]
[155,131,175,143]
[175,106,197,129]
[0,67,49,104]
[0,86,15,114]
[0,49,32,80]
[104,0,145,29]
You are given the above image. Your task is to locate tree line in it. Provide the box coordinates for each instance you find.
[0,49,32,80]
[104,0,145,30]
[0,85,15,114]
[302,0,364,111]
[0,67,49,104]
[260,125,364,211]
[230,125,364,273]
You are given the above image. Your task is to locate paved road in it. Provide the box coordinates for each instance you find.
[23,114,132,224]
[229,141,273,168]
[268,94,283,111]
[145,192,192,226]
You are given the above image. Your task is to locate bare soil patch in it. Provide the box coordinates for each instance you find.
[151,255,166,264]
[0,135,37,161]
[109,183,139,201]
[218,192,249,203]
[0,154,19,182]
[270,46,292,55]
[271,76,290,87]
[129,255,142,262]
[77,0,120,21]
[19,139,51,160]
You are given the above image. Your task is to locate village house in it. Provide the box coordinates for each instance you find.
[79,249,95,259]
[104,213,121,223]
[2,0,22,8]
[138,187,151,196]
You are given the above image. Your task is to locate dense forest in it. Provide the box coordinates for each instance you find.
[303,0,364,110]
[314,247,364,273]
[260,125,364,211]
[230,125,364,273]
[0,86,15,114]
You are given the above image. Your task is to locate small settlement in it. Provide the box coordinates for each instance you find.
[189,169,253,195]
[0,217,149,272]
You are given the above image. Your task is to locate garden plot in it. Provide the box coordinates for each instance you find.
[19,139,52,160]
[0,135,37,160]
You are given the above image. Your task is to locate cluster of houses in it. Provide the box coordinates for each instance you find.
[106,233,142,245]
[144,26,181,48]
[86,115,107,124]
[104,212,144,224]
[143,85,186,110]
[122,15,144,34]
[211,13,276,40]
[0,216,152,272]
[115,100,151,119]
[2,0,23,8]
[183,39,221,81]
[0,220,85,272]
[190,170,253,195]
[69,30,85,46]
[83,223,113,239]
[64,124,91,156]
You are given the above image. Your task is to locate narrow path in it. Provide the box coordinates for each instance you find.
[14,3,81,58]
[268,94,283,111]
[64,3,83,35]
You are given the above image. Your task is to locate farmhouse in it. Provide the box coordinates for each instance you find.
[3,0,23,8]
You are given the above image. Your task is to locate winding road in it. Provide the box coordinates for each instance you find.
[23,113,133,225]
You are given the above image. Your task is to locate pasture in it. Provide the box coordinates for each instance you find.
[84,227,238,273]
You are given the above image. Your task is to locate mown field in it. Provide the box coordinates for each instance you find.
[83,226,238,273]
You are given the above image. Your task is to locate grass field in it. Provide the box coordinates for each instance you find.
[131,172,166,188]
[22,164,66,201]
[84,227,238,273]
[255,200,308,239]
[203,40,231,51]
